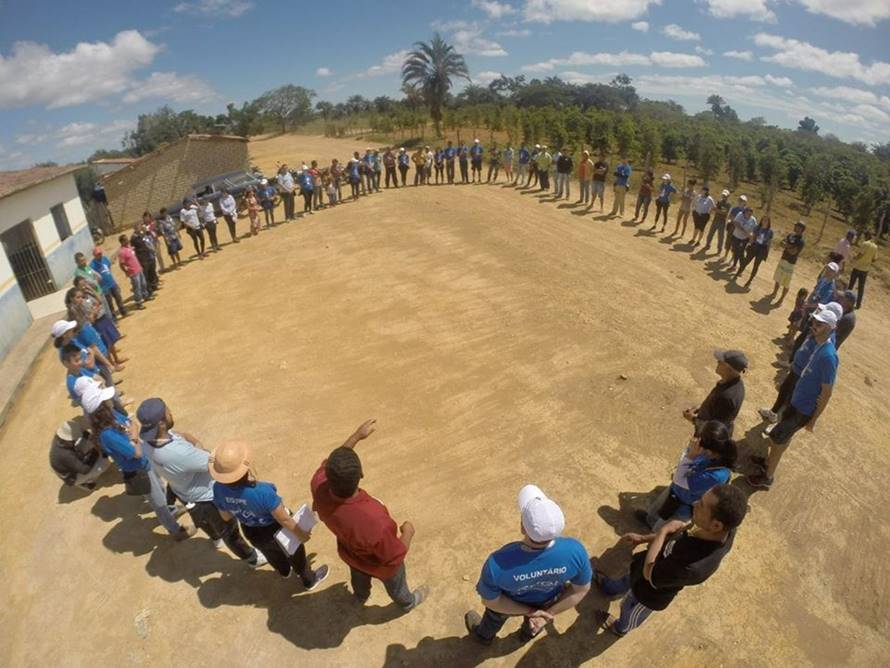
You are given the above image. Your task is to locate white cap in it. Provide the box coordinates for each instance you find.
[662,173,671,180]
[474,138,480,143]
[81,384,115,414]
[826,261,839,273]
[812,307,838,329]
[56,415,88,441]
[739,194,748,202]
[721,188,730,196]
[260,178,268,185]
[518,485,565,543]
[535,144,540,149]
[73,376,100,397]
[816,302,843,321]
[51,320,77,339]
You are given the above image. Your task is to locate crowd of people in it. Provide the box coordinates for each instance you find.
[45,138,878,653]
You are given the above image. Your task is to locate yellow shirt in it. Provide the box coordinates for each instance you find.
[850,240,878,272]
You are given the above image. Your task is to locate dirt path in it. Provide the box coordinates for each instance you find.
[0,135,887,667]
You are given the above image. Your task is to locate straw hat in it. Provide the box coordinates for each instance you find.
[209,441,254,484]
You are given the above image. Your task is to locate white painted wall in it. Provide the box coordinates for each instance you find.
[0,172,87,258]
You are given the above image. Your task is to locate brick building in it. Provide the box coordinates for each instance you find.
[102,134,248,229]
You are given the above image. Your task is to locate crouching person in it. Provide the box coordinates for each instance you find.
[596,483,747,636]
[137,398,267,568]
[49,416,111,490]
[465,485,592,645]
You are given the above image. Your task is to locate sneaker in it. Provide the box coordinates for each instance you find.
[304,564,330,591]
[173,525,197,542]
[759,408,778,423]
[213,538,224,549]
[763,422,776,436]
[248,549,268,568]
[464,611,492,646]
[745,473,774,490]
[404,584,430,612]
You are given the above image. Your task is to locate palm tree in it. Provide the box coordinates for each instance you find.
[401,34,470,137]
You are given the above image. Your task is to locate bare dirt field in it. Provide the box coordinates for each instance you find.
[1,134,888,667]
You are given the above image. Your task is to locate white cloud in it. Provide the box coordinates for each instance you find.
[631,21,649,32]
[811,85,890,110]
[700,0,776,21]
[55,120,134,148]
[764,74,793,87]
[795,0,890,27]
[523,50,705,72]
[662,24,700,41]
[522,0,662,23]
[15,133,46,145]
[0,30,159,109]
[754,33,890,86]
[315,67,333,77]
[695,46,713,55]
[472,0,516,18]
[852,103,890,123]
[173,0,254,17]
[649,52,707,68]
[122,72,218,104]
[474,70,503,84]
[559,71,613,84]
[724,50,753,61]
[362,50,410,78]
[452,24,509,56]
[497,28,532,36]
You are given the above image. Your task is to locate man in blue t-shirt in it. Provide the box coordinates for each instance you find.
[470,139,484,182]
[90,247,128,318]
[444,140,457,183]
[748,308,839,490]
[609,158,632,217]
[464,485,591,645]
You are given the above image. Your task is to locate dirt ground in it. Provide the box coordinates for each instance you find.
[1,134,888,667]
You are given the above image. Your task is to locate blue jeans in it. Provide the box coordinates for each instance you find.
[129,271,148,304]
[599,572,655,635]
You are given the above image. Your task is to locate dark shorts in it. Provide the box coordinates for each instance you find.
[693,211,710,230]
[769,405,812,445]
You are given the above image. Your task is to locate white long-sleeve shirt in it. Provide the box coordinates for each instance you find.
[220,194,237,217]
[180,205,201,230]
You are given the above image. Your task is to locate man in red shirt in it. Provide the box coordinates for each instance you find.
[310,419,428,612]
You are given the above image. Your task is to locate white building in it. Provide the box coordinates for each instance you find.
[0,166,93,361]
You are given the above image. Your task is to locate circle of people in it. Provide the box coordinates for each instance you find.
[47,138,877,648]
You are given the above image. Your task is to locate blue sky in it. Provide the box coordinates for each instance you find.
[1,0,888,169]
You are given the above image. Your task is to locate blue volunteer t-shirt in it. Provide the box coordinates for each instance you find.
[100,410,150,473]
[212,480,281,527]
[76,323,108,358]
[519,148,530,164]
[671,458,731,508]
[445,146,456,160]
[656,182,677,203]
[398,153,409,167]
[470,144,483,158]
[791,340,838,415]
[614,164,631,187]
[477,537,592,606]
[810,278,835,305]
[791,336,819,375]
[90,256,118,291]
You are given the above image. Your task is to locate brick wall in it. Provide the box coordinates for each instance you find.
[102,135,248,230]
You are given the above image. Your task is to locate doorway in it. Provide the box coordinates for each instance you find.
[1,219,56,300]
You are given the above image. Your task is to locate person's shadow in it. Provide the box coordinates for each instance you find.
[57,466,121,504]
[724,278,750,294]
[597,487,662,537]
[198,575,404,650]
[750,293,778,315]
[703,260,734,282]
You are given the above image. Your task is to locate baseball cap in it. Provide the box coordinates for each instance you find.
[815,302,843,320]
[81,384,115,414]
[721,189,730,196]
[92,246,103,257]
[662,173,671,180]
[518,484,565,543]
[72,376,99,398]
[826,261,839,272]
[812,308,838,329]
[739,194,748,202]
[50,320,77,339]
[209,441,254,484]
[137,397,167,442]
[714,349,749,373]
[57,415,88,441]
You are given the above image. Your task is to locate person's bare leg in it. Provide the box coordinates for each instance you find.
[777,287,789,306]
[765,438,789,479]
